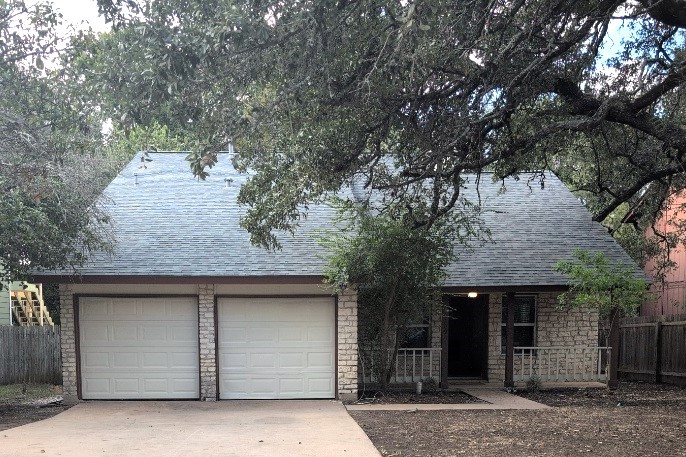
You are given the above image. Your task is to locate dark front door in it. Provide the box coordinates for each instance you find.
[448,295,489,378]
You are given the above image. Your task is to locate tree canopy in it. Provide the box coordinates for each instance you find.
[79,0,686,250]
[4,0,686,283]
[0,0,111,284]
[555,249,650,316]
[320,200,482,386]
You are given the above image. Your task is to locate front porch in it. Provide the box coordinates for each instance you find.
[360,345,610,387]
[359,291,610,388]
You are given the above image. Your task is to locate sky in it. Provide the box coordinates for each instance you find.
[44,0,109,33]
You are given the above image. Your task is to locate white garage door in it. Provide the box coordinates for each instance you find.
[79,297,199,399]
[218,297,335,399]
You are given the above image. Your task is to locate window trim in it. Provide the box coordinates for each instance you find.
[500,294,537,354]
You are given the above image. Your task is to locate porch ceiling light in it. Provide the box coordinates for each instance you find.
[467,292,478,298]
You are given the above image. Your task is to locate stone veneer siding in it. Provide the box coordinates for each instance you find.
[430,301,443,380]
[58,284,77,402]
[337,288,359,401]
[58,283,358,401]
[487,292,599,381]
[198,284,216,401]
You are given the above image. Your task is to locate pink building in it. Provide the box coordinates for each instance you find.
[642,192,686,316]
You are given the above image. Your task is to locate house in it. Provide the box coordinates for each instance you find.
[33,152,641,402]
[642,190,686,316]
[0,281,53,326]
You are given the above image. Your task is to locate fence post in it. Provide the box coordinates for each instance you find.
[655,320,663,384]
[608,307,620,390]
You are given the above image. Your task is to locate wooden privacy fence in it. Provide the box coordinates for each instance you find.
[0,326,61,385]
[616,314,686,385]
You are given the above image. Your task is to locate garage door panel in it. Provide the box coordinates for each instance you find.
[221,352,247,368]
[79,297,199,400]
[251,352,276,368]
[171,378,198,394]
[307,352,333,368]
[222,327,247,343]
[114,378,139,393]
[140,325,167,342]
[308,326,334,342]
[170,351,198,368]
[142,352,167,368]
[218,297,335,399]
[280,352,304,368]
[308,377,334,395]
[143,378,168,393]
[113,325,138,341]
[84,378,110,395]
[113,352,138,369]
[82,323,110,342]
[171,325,197,342]
[248,327,277,343]
[112,300,137,316]
[220,375,331,399]
[83,352,110,369]
[252,378,278,395]
[279,378,304,394]
[81,299,109,317]
[279,327,305,341]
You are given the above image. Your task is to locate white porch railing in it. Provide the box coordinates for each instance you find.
[361,348,442,384]
[513,346,611,382]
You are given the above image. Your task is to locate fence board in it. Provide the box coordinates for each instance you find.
[616,314,686,386]
[0,326,61,385]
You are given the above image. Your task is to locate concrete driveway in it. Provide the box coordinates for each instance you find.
[0,401,380,457]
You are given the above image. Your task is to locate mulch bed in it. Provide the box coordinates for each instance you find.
[516,381,686,407]
[350,382,686,456]
[352,389,486,405]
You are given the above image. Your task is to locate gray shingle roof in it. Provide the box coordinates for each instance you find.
[36,152,642,287]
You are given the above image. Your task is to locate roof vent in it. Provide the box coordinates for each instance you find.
[134,173,139,185]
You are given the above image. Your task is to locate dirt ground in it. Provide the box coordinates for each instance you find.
[350,382,686,457]
[0,384,70,432]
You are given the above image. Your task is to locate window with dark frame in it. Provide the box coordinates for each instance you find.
[501,295,536,353]
[400,322,430,348]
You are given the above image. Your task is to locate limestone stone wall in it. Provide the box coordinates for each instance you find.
[430,301,443,379]
[58,284,77,402]
[487,293,505,381]
[337,288,358,401]
[198,284,216,401]
[487,292,599,381]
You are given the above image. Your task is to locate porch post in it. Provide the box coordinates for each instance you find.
[608,307,620,390]
[504,291,515,388]
[440,295,450,388]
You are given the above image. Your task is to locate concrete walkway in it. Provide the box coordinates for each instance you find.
[1,401,380,457]
[346,386,551,411]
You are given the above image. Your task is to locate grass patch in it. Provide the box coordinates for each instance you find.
[0,384,60,402]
